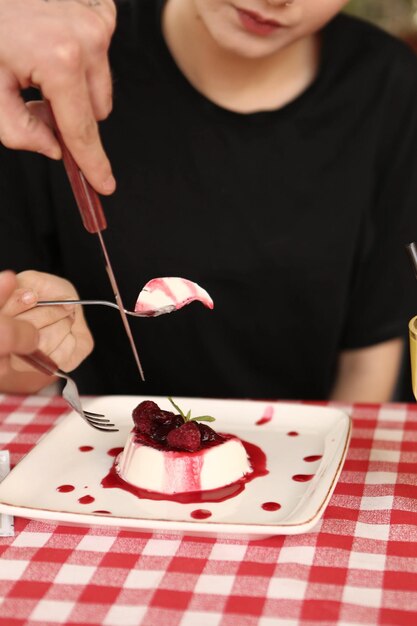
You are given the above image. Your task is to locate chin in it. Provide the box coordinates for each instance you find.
[212,31,285,59]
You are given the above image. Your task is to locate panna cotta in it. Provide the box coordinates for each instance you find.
[116,400,251,495]
[135,277,214,317]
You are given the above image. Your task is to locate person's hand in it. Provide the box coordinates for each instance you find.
[0,270,38,376]
[1,270,94,376]
[0,0,116,194]
[0,270,93,393]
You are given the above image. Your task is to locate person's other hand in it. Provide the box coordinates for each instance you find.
[0,270,38,376]
[1,270,94,374]
[0,0,116,194]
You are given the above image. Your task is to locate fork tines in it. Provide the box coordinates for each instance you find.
[84,411,118,431]
[84,411,110,423]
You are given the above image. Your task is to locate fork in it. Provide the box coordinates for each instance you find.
[18,350,118,432]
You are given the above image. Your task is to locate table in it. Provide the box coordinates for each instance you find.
[0,394,416,626]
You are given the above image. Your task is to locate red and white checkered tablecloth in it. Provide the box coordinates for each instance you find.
[0,394,416,626]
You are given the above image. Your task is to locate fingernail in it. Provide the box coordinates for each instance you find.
[102,174,116,193]
[20,290,37,304]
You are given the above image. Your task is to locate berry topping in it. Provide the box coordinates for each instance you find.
[166,421,201,451]
[150,412,184,443]
[197,423,224,444]
[131,398,219,451]
[132,400,161,434]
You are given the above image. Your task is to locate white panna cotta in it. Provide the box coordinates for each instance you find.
[134,277,214,317]
[116,430,251,494]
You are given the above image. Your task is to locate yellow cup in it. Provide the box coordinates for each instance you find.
[409,316,417,399]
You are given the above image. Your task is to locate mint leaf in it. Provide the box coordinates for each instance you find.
[167,397,216,424]
[167,396,186,420]
[190,416,216,423]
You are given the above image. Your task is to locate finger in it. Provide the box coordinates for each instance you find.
[0,316,38,356]
[0,287,38,317]
[37,316,73,356]
[86,58,113,121]
[51,322,93,372]
[16,303,75,331]
[0,270,37,317]
[76,3,115,120]
[0,68,61,159]
[14,270,79,313]
[92,0,117,34]
[0,270,17,306]
[0,356,8,378]
[49,331,77,371]
[67,305,94,370]
[71,0,117,35]
[33,54,113,123]
[42,65,115,194]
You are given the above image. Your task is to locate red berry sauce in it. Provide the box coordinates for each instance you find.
[57,484,75,493]
[108,447,123,458]
[78,495,95,504]
[262,501,281,511]
[303,455,322,463]
[191,509,212,519]
[292,474,314,482]
[102,438,268,504]
[79,446,94,452]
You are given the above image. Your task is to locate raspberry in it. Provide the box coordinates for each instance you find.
[197,423,223,444]
[155,410,180,427]
[166,421,201,451]
[132,400,161,434]
[151,412,184,443]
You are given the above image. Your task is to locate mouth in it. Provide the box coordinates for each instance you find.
[236,8,283,36]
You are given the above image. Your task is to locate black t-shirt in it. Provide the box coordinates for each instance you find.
[1,0,417,399]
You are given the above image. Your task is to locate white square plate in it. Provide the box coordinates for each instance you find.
[0,396,351,539]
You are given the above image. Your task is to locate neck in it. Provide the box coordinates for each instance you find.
[162,0,320,113]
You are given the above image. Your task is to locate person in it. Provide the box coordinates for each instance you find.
[0,270,38,381]
[0,0,416,402]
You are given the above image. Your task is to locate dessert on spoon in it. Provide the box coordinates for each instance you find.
[37,276,214,317]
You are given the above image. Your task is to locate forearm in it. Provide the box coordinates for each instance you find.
[330,338,404,403]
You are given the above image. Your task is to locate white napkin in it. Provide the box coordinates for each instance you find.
[0,450,14,536]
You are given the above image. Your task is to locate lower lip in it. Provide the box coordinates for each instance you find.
[237,9,280,36]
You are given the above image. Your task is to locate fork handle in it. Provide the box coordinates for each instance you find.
[44,100,107,234]
[17,349,59,377]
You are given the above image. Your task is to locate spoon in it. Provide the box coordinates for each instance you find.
[37,276,214,317]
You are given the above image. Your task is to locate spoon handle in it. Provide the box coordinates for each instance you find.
[37,299,138,316]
